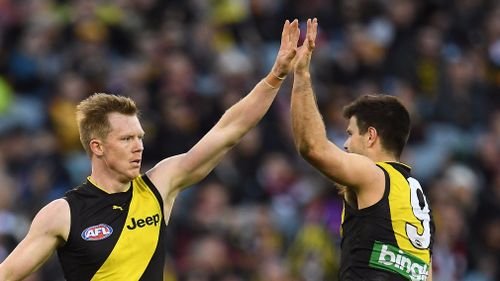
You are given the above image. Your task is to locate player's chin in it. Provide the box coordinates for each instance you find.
[126,168,141,180]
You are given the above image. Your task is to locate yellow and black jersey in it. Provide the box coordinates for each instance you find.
[340,162,434,281]
[57,175,166,281]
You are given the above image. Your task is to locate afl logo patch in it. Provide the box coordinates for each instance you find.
[81,224,113,241]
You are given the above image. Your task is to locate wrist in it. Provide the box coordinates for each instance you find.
[271,71,286,81]
[271,64,288,80]
[294,69,311,78]
[263,72,286,89]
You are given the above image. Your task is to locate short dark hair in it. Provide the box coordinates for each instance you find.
[76,93,138,155]
[342,94,410,157]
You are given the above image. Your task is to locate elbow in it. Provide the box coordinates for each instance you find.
[296,139,324,162]
[295,141,310,157]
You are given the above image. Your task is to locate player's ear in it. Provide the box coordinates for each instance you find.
[366,126,378,147]
[90,139,104,156]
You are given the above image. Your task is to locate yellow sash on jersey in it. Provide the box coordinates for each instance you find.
[377,162,431,264]
[91,176,162,280]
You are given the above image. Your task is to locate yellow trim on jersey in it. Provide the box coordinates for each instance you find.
[384,161,412,170]
[340,201,345,237]
[87,176,131,194]
[377,162,431,264]
[91,176,162,280]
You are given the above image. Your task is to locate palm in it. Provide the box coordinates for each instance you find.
[293,44,310,70]
[273,20,300,77]
[293,18,318,73]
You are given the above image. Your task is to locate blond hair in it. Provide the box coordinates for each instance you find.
[76,93,138,155]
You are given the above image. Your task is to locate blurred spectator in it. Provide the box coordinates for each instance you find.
[0,0,499,280]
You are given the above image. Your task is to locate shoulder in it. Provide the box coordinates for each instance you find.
[35,199,70,226]
[147,154,185,178]
[63,182,89,197]
[32,199,70,240]
[41,199,70,215]
[146,154,186,193]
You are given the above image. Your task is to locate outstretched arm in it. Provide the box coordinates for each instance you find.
[290,19,380,189]
[147,20,300,205]
[0,199,69,281]
[428,263,433,281]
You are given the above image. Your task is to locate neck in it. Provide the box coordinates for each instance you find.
[90,159,131,193]
[367,150,399,163]
[89,174,131,193]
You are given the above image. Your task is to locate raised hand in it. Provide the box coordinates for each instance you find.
[271,19,301,79]
[294,18,318,74]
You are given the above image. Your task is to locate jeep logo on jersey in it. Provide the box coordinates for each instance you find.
[126,214,160,230]
[81,224,113,241]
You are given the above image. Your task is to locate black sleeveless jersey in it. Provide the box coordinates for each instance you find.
[57,175,167,281]
[340,162,434,281]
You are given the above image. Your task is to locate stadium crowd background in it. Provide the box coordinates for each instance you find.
[0,0,499,280]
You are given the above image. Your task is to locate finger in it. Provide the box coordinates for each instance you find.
[312,18,318,39]
[307,18,318,50]
[289,19,300,47]
[281,20,290,48]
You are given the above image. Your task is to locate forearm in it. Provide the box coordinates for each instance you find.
[291,71,328,155]
[428,263,432,281]
[0,250,41,281]
[216,72,284,141]
[0,265,10,281]
[205,18,295,146]
[148,19,299,193]
[0,200,68,281]
[160,73,284,190]
[0,240,57,281]
[0,264,26,281]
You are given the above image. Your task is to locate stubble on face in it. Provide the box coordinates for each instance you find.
[345,116,369,156]
[104,113,145,182]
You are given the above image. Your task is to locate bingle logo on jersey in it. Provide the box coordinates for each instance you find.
[369,241,429,281]
[81,224,113,241]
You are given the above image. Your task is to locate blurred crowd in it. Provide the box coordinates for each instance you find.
[0,0,499,280]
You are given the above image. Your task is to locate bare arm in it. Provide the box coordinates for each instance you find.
[0,199,70,281]
[147,20,300,202]
[428,263,432,281]
[290,19,381,189]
